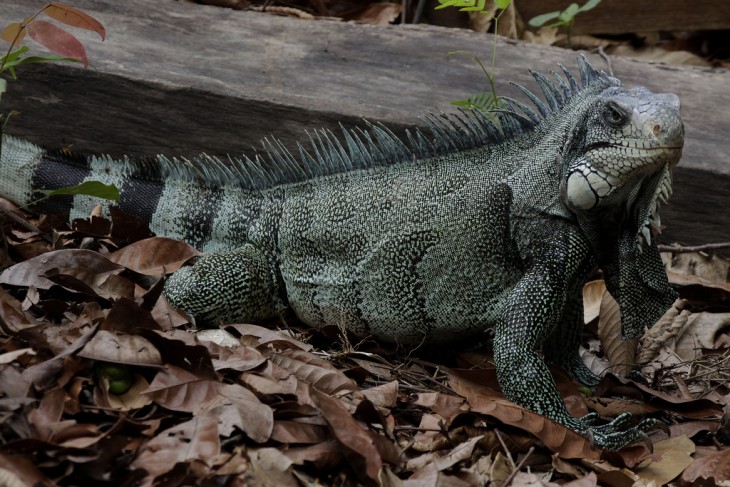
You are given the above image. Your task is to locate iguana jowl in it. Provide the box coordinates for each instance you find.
[0,58,684,450]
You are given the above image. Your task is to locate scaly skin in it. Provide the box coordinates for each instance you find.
[0,58,684,450]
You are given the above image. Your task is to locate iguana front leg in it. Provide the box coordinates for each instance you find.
[164,244,281,325]
[494,241,655,451]
[544,291,600,387]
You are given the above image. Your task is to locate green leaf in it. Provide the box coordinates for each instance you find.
[0,78,6,100]
[578,0,601,12]
[38,181,120,202]
[558,3,580,22]
[493,0,511,9]
[436,0,489,11]
[3,46,30,61]
[528,10,560,27]
[451,91,498,111]
[434,0,460,9]
[0,46,29,73]
[2,54,82,70]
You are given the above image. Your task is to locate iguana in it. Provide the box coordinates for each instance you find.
[0,58,683,450]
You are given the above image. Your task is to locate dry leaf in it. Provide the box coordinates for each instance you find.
[108,237,201,275]
[78,330,162,366]
[447,368,600,459]
[635,435,695,485]
[597,288,635,376]
[681,446,730,483]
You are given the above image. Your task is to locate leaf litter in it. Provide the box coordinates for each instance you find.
[1,205,730,486]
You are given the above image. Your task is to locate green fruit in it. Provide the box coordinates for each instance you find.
[96,363,133,395]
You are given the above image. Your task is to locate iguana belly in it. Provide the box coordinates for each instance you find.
[277,167,523,343]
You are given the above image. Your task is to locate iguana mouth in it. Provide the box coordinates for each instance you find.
[586,142,683,152]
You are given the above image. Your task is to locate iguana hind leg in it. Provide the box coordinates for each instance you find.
[164,244,281,326]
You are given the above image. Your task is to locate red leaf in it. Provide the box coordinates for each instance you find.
[43,3,106,40]
[26,20,87,67]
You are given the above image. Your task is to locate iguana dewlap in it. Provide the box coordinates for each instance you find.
[0,58,684,450]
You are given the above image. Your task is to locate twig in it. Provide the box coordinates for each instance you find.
[596,46,614,76]
[501,446,535,487]
[658,242,730,254]
[0,206,52,243]
[495,429,515,468]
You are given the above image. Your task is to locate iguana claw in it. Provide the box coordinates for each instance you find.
[578,415,659,451]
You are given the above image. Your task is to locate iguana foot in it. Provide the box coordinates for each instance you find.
[574,414,658,451]
[164,244,280,325]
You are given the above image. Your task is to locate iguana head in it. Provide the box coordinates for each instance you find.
[560,85,684,245]
[555,64,684,338]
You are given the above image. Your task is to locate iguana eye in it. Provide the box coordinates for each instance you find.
[603,102,628,128]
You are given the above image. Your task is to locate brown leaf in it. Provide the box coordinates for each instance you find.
[45,268,135,301]
[150,294,191,329]
[26,20,88,67]
[350,2,402,25]
[77,330,162,366]
[350,357,394,380]
[209,343,267,372]
[597,288,635,376]
[131,414,221,482]
[43,3,106,40]
[668,420,720,438]
[414,392,466,423]
[142,364,220,413]
[200,383,274,442]
[360,380,398,408]
[107,237,201,275]
[271,349,358,395]
[634,435,695,486]
[27,388,68,442]
[583,279,605,324]
[0,22,27,48]
[666,269,730,301]
[407,434,482,472]
[247,447,299,487]
[0,347,36,365]
[597,374,723,419]
[140,330,217,379]
[309,386,384,484]
[197,329,241,349]
[271,420,331,444]
[447,368,600,459]
[0,287,39,333]
[53,422,104,449]
[226,323,312,351]
[681,446,730,483]
[284,440,344,470]
[583,397,660,417]
[98,374,153,411]
[0,452,53,487]
[240,372,298,395]
[0,249,122,289]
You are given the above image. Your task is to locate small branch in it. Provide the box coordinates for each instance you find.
[596,46,614,76]
[658,242,730,254]
[501,446,535,487]
[0,206,52,243]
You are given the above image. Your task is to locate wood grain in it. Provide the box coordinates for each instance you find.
[2,0,728,244]
[516,0,730,34]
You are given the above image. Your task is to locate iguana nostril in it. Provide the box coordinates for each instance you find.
[653,124,661,136]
